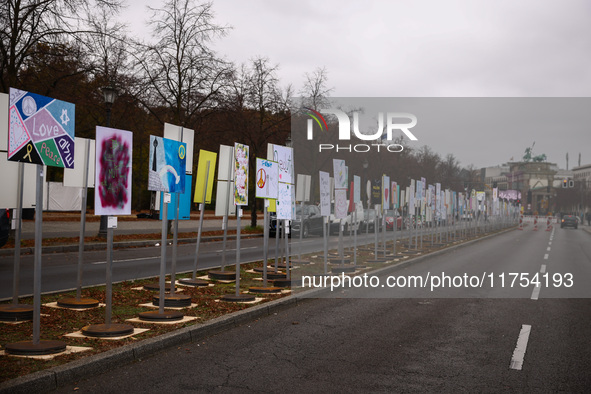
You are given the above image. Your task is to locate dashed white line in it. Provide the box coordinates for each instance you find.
[510,324,532,370]
[531,284,541,300]
[547,247,551,251]
[540,265,546,273]
[544,254,549,260]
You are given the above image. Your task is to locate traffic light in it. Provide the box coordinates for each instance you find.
[563,179,568,188]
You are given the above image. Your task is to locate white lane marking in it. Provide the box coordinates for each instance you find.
[510,324,532,370]
[544,254,549,260]
[91,256,158,265]
[531,283,541,300]
[547,247,551,251]
[548,242,552,245]
[540,265,546,273]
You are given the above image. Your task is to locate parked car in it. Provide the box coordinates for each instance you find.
[560,214,578,229]
[269,204,324,238]
[384,209,403,230]
[0,209,11,248]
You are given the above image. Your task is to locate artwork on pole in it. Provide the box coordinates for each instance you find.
[63,137,95,188]
[296,174,311,202]
[319,171,330,217]
[267,144,294,184]
[392,182,398,209]
[255,158,278,199]
[8,88,75,168]
[333,159,347,189]
[353,175,361,204]
[148,135,186,193]
[334,189,348,219]
[163,123,194,174]
[382,175,390,210]
[234,143,249,206]
[95,126,132,216]
[277,182,292,220]
[194,150,217,204]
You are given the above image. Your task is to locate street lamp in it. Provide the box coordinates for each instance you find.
[98,85,118,238]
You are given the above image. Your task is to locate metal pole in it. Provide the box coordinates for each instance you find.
[12,162,24,305]
[170,127,185,295]
[298,201,303,262]
[263,203,269,287]
[105,223,113,325]
[32,164,43,345]
[323,216,328,275]
[191,161,210,279]
[235,208,241,295]
[353,209,357,266]
[158,198,168,315]
[221,148,233,271]
[76,139,90,300]
[284,219,290,280]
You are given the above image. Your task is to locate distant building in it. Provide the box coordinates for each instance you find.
[506,162,557,214]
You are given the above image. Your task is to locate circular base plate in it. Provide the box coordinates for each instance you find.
[208,270,236,281]
[57,297,100,309]
[81,323,135,338]
[248,286,283,294]
[267,272,287,280]
[402,250,421,255]
[138,311,184,322]
[143,282,173,292]
[253,267,273,273]
[272,279,302,288]
[331,265,356,274]
[365,259,387,264]
[0,304,34,322]
[220,294,256,302]
[329,259,351,265]
[178,278,209,287]
[5,340,67,356]
[152,295,192,308]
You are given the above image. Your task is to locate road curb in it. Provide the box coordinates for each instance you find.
[0,227,513,392]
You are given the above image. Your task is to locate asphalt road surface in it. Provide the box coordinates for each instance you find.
[50,226,591,392]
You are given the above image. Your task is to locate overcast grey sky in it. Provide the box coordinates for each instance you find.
[121,0,591,169]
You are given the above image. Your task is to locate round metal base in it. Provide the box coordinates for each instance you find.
[275,263,288,270]
[208,270,236,281]
[220,294,256,302]
[57,297,100,309]
[331,265,356,274]
[253,266,275,273]
[143,282,173,292]
[138,310,184,322]
[329,258,351,265]
[5,340,67,356]
[248,286,283,294]
[81,323,135,338]
[0,304,34,322]
[267,272,287,280]
[402,250,421,255]
[178,278,209,287]
[365,259,387,264]
[272,279,302,288]
[152,295,192,308]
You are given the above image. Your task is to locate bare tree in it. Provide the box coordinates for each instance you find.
[223,56,292,227]
[134,0,231,128]
[0,0,122,92]
[299,66,333,111]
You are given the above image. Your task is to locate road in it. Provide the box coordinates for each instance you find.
[49,225,591,392]
[0,227,392,299]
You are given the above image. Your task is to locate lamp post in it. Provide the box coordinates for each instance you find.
[98,86,118,238]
